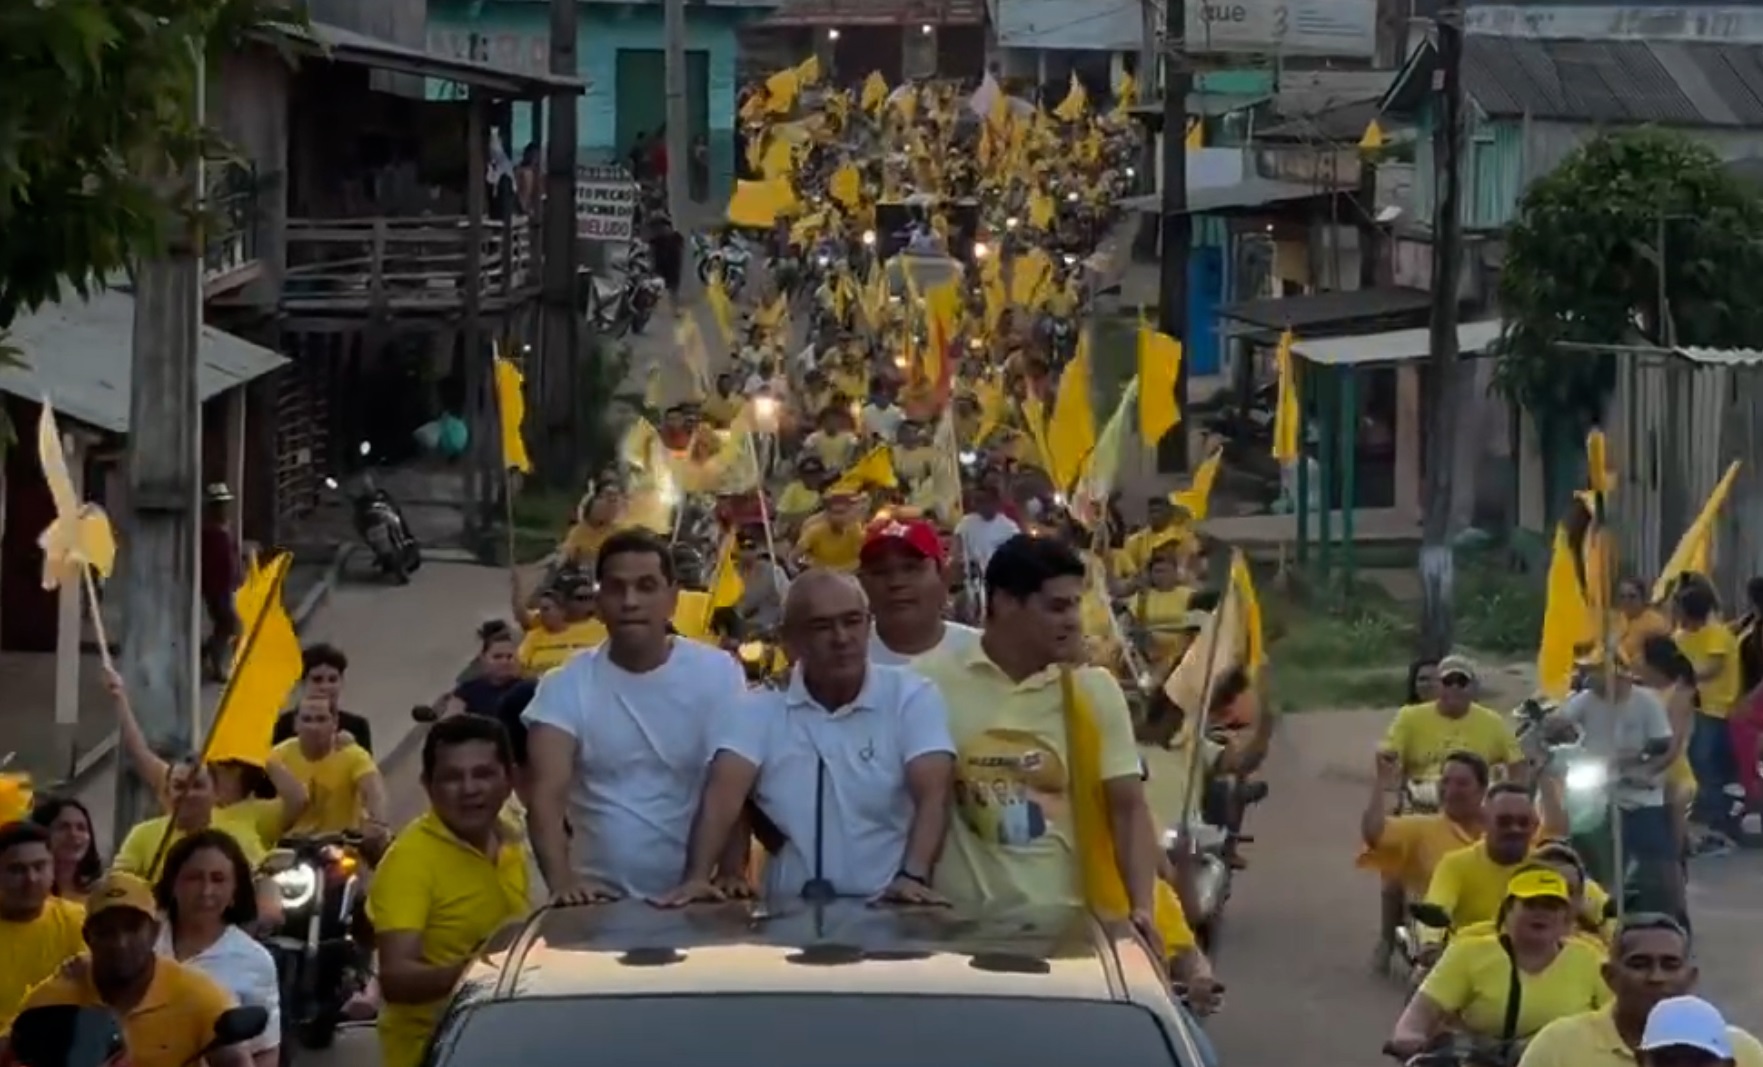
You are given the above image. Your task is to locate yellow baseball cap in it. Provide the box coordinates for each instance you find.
[1506,868,1571,903]
[85,872,157,920]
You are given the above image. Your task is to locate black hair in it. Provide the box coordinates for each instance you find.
[1675,582,1717,622]
[1612,912,1691,957]
[477,619,517,652]
[493,680,538,768]
[1486,781,1533,804]
[154,829,259,928]
[421,713,515,782]
[1440,750,1491,789]
[28,797,102,893]
[983,534,1085,609]
[302,643,349,677]
[595,529,678,586]
[1207,667,1251,717]
[1640,633,1697,687]
[1616,575,1649,600]
[0,820,52,861]
[1405,656,1440,703]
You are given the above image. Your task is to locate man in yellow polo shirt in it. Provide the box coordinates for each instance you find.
[1420,783,1540,942]
[795,492,866,574]
[370,715,531,1067]
[1380,655,1525,783]
[16,871,250,1067]
[1519,915,1763,1067]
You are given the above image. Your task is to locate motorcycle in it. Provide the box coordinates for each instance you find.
[7,1003,267,1067]
[264,832,373,1056]
[323,442,420,584]
[693,234,751,290]
[585,270,664,337]
[1393,900,1454,992]
[1162,768,1264,957]
[1550,733,1675,910]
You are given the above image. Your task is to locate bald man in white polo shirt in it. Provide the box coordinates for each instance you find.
[655,570,956,905]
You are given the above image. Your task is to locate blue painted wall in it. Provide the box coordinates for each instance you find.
[427,1,756,200]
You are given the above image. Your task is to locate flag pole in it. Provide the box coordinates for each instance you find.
[148,554,290,876]
[78,565,117,674]
[1175,568,1235,833]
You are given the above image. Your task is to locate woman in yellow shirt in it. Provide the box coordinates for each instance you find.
[1674,583,1742,830]
[1614,577,1671,665]
[1129,554,1195,670]
[1632,633,1700,858]
[271,693,389,839]
[557,485,625,570]
[1388,866,1610,1055]
[516,584,607,675]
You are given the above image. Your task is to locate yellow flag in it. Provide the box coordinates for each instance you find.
[1074,380,1137,525]
[1229,551,1267,673]
[1061,669,1196,956]
[1022,396,1054,473]
[1185,118,1204,150]
[861,71,889,113]
[1052,73,1088,122]
[705,274,735,346]
[1164,556,1247,719]
[492,355,532,474]
[35,400,118,592]
[0,773,33,824]
[759,136,795,180]
[1010,247,1053,307]
[1027,188,1055,230]
[727,178,797,229]
[1115,73,1137,110]
[1538,523,1594,698]
[1359,119,1385,151]
[763,68,800,114]
[974,377,1009,444]
[1586,428,1615,495]
[1653,460,1742,601]
[705,533,745,633]
[829,445,899,495]
[1046,333,1098,492]
[205,553,303,767]
[1171,446,1223,521]
[672,590,714,640]
[1271,329,1301,463]
[1137,315,1182,446]
[829,163,861,209]
[795,54,820,86]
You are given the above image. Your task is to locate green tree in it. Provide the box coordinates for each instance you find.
[1496,128,1763,428]
[0,0,300,344]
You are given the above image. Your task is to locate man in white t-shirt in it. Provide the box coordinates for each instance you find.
[656,571,955,903]
[951,483,1021,585]
[861,384,905,443]
[523,529,748,903]
[858,516,980,665]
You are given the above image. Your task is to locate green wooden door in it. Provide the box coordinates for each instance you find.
[614,48,709,164]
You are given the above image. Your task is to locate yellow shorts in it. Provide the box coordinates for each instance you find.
[1666,754,1696,794]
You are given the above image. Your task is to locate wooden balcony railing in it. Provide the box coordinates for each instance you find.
[203,161,264,296]
[281,215,539,313]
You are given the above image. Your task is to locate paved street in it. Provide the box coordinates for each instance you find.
[303,705,1763,1067]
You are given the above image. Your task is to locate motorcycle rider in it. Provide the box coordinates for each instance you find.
[657,570,956,904]
[1388,867,1611,1057]
[1518,915,1763,1067]
[1379,654,1527,785]
[1421,783,1542,938]
[270,690,389,842]
[13,871,253,1067]
[522,530,748,902]
[1360,749,1489,968]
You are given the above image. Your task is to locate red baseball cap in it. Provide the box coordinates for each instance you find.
[860,516,946,566]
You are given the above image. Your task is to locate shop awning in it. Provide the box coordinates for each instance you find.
[1291,319,1503,367]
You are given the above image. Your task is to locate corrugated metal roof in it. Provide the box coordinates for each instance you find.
[994,0,1139,50]
[759,0,985,26]
[1121,177,1331,215]
[1674,346,1763,367]
[1463,36,1763,125]
[1291,319,1503,366]
[1,289,288,434]
[1219,287,1435,331]
[260,20,586,94]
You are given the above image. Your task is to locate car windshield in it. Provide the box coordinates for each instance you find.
[434,995,1187,1067]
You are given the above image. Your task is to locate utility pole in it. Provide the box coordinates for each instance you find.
[663,0,692,297]
[1158,0,1193,470]
[1138,0,1159,197]
[1418,0,1464,656]
[117,181,202,841]
[537,0,580,483]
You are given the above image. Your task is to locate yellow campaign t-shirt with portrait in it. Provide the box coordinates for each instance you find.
[1356,813,1481,897]
[1381,701,1522,780]
[0,897,86,1034]
[368,810,531,1067]
[22,955,234,1067]
[1420,934,1610,1039]
[914,647,1140,908]
[273,738,378,836]
[113,808,267,881]
[1520,1007,1763,1067]
[518,618,607,675]
[797,515,865,574]
[1677,622,1742,715]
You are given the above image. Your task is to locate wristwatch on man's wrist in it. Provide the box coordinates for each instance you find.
[895,868,930,887]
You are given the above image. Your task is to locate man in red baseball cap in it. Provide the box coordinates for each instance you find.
[859,516,980,666]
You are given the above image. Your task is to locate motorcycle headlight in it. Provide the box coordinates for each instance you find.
[861,230,876,246]
[274,863,319,910]
[1564,760,1608,794]
[816,254,830,267]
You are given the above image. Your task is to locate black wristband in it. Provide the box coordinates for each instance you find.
[896,868,930,887]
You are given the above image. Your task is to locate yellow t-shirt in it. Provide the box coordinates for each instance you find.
[0,897,86,1033]
[1131,587,1193,630]
[22,955,234,1067]
[777,480,822,520]
[797,516,865,573]
[273,738,377,836]
[1676,621,1742,715]
[1121,525,1196,574]
[914,648,1140,908]
[1357,813,1481,897]
[1381,701,1523,780]
[1423,841,1526,934]
[518,618,608,675]
[368,810,531,1067]
[703,393,745,427]
[1519,1007,1763,1067]
[1420,934,1610,1039]
[894,446,938,485]
[559,522,615,566]
[1616,608,1671,667]
[806,430,859,469]
[224,796,290,850]
[113,808,268,881]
